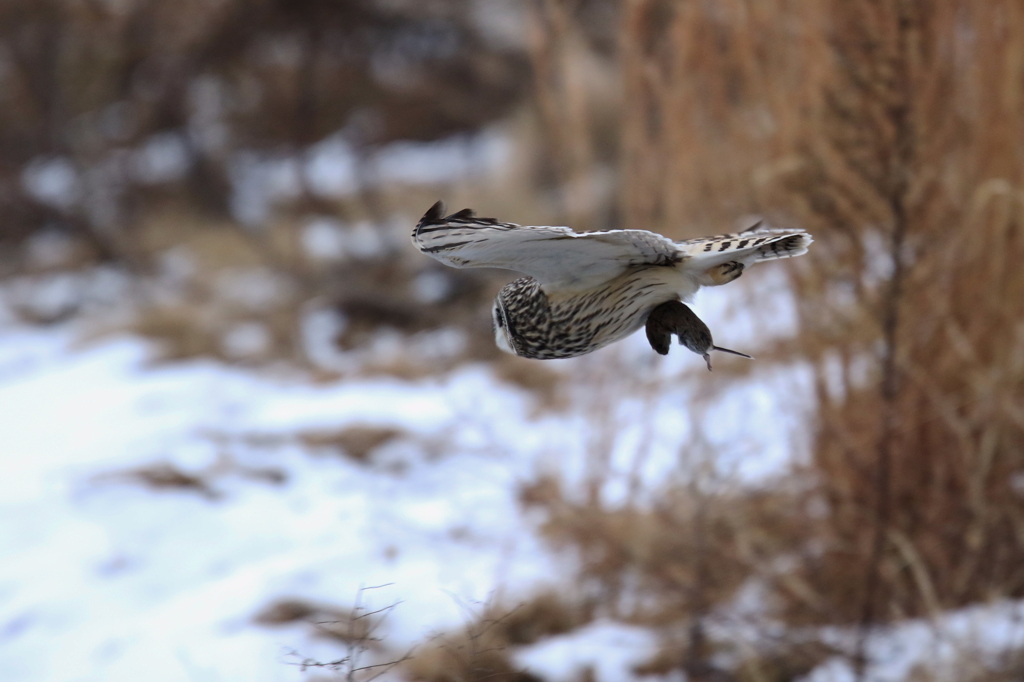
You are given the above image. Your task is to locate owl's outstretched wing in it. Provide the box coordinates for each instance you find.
[677,223,813,270]
[412,201,684,289]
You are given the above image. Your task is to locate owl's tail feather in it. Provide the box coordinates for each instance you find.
[750,233,813,262]
[678,229,813,269]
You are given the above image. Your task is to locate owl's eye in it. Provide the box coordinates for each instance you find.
[494,308,504,328]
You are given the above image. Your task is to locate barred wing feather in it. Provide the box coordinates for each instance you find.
[412,201,684,288]
[677,226,812,269]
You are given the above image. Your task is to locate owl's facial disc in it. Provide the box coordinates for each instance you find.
[492,301,515,355]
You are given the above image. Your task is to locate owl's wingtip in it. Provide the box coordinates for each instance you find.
[420,200,446,226]
[447,207,477,220]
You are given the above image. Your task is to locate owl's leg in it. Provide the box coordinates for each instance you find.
[700,261,745,286]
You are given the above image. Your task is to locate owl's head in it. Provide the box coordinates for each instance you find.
[491,299,515,355]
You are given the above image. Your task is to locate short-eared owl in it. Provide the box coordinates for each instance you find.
[412,201,812,367]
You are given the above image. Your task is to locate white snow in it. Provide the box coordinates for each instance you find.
[805,601,1024,682]
[132,133,192,185]
[228,129,513,225]
[21,157,82,211]
[515,621,662,682]
[0,297,810,681]
[0,326,563,681]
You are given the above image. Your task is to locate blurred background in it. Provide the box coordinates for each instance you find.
[2,0,1024,680]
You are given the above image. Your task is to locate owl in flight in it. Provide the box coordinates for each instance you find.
[412,201,812,369]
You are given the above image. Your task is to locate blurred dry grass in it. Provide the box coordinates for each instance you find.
[772,0,1024,634]
[493,0,1024,678]
[401,592,587,682]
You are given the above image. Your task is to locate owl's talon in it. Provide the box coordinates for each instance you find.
[704,261,745,286]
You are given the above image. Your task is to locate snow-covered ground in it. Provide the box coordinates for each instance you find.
[0,324,560,681]
[0,282,807,682]
[2,281,1021,682]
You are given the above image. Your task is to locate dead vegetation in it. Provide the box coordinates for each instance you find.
[476,0,1024,678]
[519,474,770,624]
[270,586,417,681]
[98,462,222,500]
[771,0,1024,638]
[298,425,405,462]
[0,0,525,370]
[401,593,588,682]
[92,457,287,500]
[255,597,382,647]
[517,464,816,678]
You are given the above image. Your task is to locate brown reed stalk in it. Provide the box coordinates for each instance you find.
[527,0,1024,655]
[803,1,927,674]
[776,0,1024,649]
